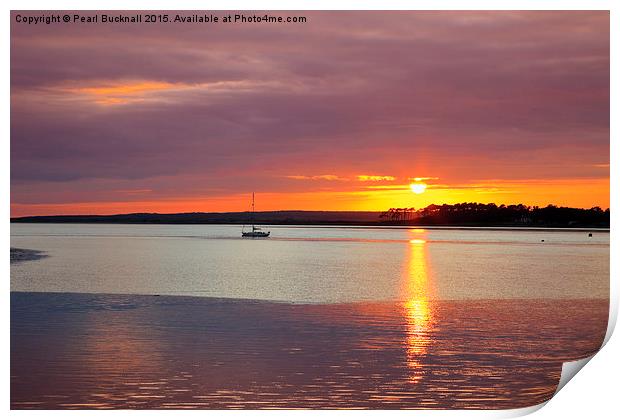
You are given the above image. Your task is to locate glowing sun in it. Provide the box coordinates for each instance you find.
[410,183,427,194]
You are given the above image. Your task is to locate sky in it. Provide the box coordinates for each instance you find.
[10,11,610,216]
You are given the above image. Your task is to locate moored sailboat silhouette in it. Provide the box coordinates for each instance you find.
[242,192,270,238]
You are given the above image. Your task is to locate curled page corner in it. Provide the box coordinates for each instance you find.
[494,355,599,419]
[554,355,595,396]
[550,294,619,399]
[602,293,618,347]
[494,401,548,418]
[546,295,618,403]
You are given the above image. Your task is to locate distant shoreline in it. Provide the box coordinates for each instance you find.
[10,205,609,229]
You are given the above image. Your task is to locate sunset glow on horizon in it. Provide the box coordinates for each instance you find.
[10,11,609,217]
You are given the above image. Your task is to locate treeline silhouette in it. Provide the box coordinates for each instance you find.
[380,203,609,227]
[11,203,609,227]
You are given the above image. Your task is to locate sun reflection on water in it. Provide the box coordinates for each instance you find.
[404,230,433,383]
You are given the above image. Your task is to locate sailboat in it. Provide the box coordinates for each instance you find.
[242,192,270,238]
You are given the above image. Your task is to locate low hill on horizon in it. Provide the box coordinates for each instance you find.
[10,210,382,225]
[10,203,610,228]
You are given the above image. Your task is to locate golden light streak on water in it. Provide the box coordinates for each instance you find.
[404,230,433,383]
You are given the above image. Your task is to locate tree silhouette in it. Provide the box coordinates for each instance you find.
[380,202,608,227]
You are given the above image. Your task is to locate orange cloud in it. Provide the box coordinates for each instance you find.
[286,175,347,181]
[54,79,283,105]
[65,81,181,104]
[76,82,176,96]
[357,175,396,182]
[411,177,439,182]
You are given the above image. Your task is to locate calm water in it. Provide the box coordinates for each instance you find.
[10,224,609,302]
[10,224,609,409]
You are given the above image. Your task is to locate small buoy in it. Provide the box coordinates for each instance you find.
[588,233,593,237]
[541,239,545,242]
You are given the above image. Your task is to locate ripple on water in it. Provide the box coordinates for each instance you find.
[11,293,607,409]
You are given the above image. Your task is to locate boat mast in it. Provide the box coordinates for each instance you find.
[252,192,255,229]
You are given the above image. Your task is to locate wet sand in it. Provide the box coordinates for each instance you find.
[11,292,607,409]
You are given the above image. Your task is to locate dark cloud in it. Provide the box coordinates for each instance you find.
[10,11,609,210]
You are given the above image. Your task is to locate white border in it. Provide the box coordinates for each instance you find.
[4,1,617,419]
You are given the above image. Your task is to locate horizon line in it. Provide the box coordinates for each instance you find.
[10,201,610,220]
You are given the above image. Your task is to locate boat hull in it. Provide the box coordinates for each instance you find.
[241,232,270,238]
